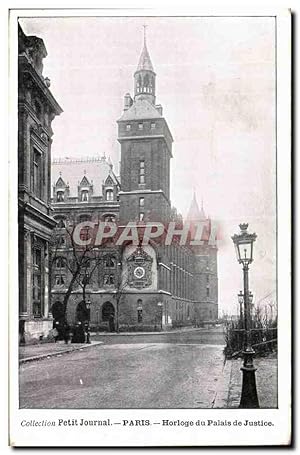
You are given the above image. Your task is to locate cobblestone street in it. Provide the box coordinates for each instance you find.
[19,328,277,409]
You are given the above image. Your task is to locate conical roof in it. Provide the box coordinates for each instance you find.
[136,41,154,72]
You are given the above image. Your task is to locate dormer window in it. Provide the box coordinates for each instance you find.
[106,189,114,201]
[81,190,89,202]
[56,190,64,202]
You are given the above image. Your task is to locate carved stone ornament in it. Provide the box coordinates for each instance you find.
[126,246,153,289]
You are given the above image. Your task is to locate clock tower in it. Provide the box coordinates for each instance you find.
[117,30,173,224]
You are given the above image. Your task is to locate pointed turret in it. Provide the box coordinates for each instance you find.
[186,192,206,222]
[134,26,156,105]
[136,30,154,72]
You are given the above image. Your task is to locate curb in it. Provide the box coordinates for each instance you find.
[91,328,224,336]
[19,341,103,364]
[211,358,233,409]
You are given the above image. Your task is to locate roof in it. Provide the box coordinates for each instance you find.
[118,98,162,122]
[136,42,154,73]
[51,156,118,198]
[186,193,206,222]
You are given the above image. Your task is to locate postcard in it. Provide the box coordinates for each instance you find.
[9,7,291,447]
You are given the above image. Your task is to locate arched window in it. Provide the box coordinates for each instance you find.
[105,256,115,268]
[144,73,149,87]
[103,214,116,222]
[106,189,114,201]
[137,74,142,91]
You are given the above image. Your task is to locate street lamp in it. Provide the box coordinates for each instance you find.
[157,302,163,331]
[232,223,259,408]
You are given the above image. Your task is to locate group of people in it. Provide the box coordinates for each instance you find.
[52,320,90,344]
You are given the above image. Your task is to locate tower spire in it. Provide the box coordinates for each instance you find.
[134,26,156,104]
[143,24,147,46]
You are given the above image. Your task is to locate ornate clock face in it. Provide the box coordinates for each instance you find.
[133,266,145,279]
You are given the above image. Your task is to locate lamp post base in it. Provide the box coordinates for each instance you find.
[239,364,259,408]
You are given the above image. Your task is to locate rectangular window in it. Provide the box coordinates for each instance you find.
[33,149,42,199]
[57,191,64,202]
[138,123,143,130]
[139,213,144,222]
[32,248,42,317]
[151,122,156,129]
[139,197,144,207]
[206,287,210,297]
[104,274,115,285]
[56,235,66,246]
[137,308,143,323]
[55,275,65,286]
[81,190,89,202]
[106,189,114,201]
[126,124,131,131]
[139,160,145,184]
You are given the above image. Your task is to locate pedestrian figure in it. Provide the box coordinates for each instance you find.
[72,321,85,343]
[63,323,70,344]
[109,314,115,332]
[52,326,59,343]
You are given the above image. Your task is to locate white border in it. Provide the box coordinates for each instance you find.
[8,8,291,447]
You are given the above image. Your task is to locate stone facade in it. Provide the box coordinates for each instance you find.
[50,34,218,331]
[18,24,62,342]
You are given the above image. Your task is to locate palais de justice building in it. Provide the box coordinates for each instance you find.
[18,24,62,341]
[51,35,218,331]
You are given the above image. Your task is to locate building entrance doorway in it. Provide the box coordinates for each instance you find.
[51,301,65,323]
[102,301,115,332]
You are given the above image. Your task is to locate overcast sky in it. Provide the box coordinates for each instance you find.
[20,15,276,315]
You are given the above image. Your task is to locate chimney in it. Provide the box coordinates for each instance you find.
[124,93,133,111]
[155,104,163,116]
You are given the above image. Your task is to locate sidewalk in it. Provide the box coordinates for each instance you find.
[214,353,278,408]
[90,326,223,336]
[19,340,103,364]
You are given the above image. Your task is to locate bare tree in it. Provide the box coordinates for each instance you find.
[51,222,124,329]
[51,223,101,320]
